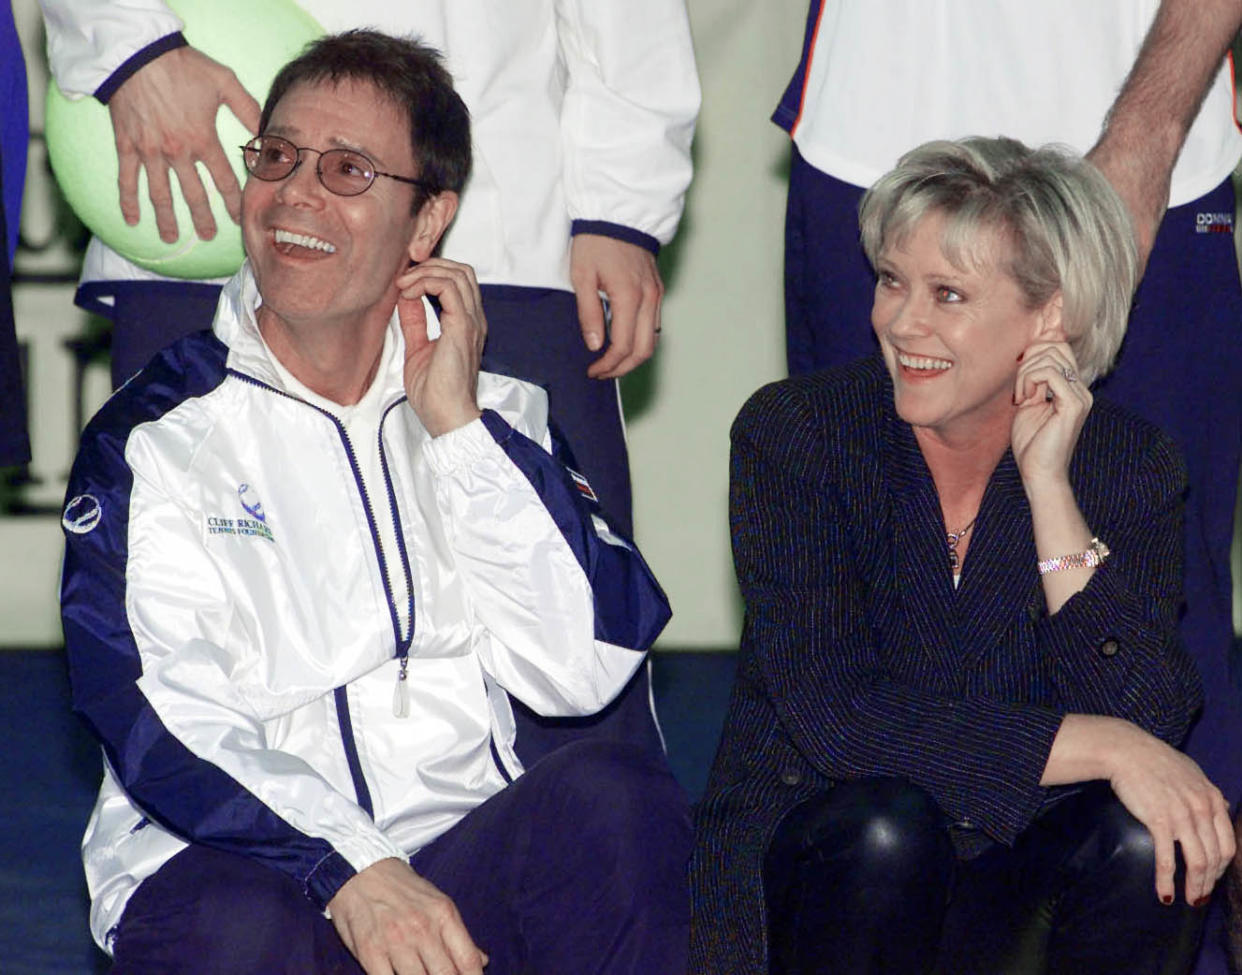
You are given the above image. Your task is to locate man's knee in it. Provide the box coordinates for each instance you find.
[112,846,352,975]
[526,739,691,885]
[536,738,689,831]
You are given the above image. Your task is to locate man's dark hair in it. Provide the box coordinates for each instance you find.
[260,29,472,211]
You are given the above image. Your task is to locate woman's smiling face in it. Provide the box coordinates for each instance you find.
[871,211,1061,443]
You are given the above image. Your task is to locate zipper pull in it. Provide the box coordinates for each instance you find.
[392,656,410,718]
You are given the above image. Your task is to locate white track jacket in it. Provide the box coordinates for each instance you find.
[59,264,671,951]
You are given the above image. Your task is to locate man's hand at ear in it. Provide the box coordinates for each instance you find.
[397,258,486,437]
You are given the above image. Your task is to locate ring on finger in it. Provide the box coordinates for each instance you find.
[1062,366,1078,383]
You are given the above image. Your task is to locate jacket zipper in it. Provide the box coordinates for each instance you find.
[378,399,417,716]
[229,371,415,814]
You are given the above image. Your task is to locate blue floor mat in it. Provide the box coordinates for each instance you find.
[0,648,737,974]
[0,651,107,975]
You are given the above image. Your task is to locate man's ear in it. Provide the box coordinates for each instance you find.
[407,191,459,263]
[1034,290,1066,342]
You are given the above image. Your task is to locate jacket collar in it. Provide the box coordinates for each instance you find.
[212,261,407,404]
[211,262,553,440]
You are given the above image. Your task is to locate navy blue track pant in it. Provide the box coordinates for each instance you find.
[108,740,691,974]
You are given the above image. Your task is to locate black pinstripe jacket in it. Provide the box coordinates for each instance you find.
[690,356,1202,974]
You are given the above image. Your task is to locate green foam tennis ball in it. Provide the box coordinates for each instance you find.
[46,0,323,279]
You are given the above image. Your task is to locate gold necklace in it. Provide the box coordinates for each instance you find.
[946,517,977,571]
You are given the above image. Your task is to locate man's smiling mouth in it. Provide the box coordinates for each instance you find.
[273,228,338,254]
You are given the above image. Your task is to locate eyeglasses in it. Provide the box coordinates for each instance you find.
[240,135,432,197]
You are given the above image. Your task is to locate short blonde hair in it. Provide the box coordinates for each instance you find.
[859,137,1138,384]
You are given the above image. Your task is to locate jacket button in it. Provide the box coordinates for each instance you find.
[780,768,802,787]
[1026,601,1042,622]
[1099,639,1120,657]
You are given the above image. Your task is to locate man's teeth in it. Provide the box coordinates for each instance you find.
[898,353,952,371]
[274,229,336,253]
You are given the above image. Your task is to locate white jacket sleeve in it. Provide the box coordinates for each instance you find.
[555,0,701,245]
[40,0,183,96]
[422,409,671,716]
[62,453,403,910]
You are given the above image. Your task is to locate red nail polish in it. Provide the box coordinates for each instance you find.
[1194,896,1211,908]
[1161,894,1173,906]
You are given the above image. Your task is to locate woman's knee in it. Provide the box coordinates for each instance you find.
[767,777,953,883]
[1039,784,1161,893]
[763,779,953,975]
[1093,795,1161,883]
[1024,786,1206,974]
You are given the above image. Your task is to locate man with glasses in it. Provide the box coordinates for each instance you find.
[41,0,699,772]
[60,31,689,975]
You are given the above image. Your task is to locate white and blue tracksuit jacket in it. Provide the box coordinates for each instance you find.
[59,265,671,951]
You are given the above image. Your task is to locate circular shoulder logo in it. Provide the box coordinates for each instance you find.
[63,494,103,535]
[237,482,266,522]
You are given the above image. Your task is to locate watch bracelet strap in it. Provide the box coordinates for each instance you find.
[1037,537,1109,575]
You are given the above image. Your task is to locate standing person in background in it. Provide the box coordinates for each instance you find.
[1,0,30,468]
[38,0,701,763]
[775,6,1242,968]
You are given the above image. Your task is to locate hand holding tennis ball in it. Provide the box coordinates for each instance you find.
[108,45,260,244]
[45,0,323,278]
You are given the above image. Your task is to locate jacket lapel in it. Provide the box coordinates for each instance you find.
[884,414,962,678]
[954,451,1041,668]
[881,404,1041,681]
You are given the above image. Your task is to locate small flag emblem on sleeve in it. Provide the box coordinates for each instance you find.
[568,468,598,503]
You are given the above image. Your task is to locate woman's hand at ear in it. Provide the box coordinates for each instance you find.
[1011,341,1093,491]
[1012,342,1099,613]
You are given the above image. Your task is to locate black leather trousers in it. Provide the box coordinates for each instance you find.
[763,777,1206,975]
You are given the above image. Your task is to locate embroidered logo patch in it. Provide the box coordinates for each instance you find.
[568,468,598,503]
[237,483,266,522]
[205,483,275,542]
[63,494,102,534]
